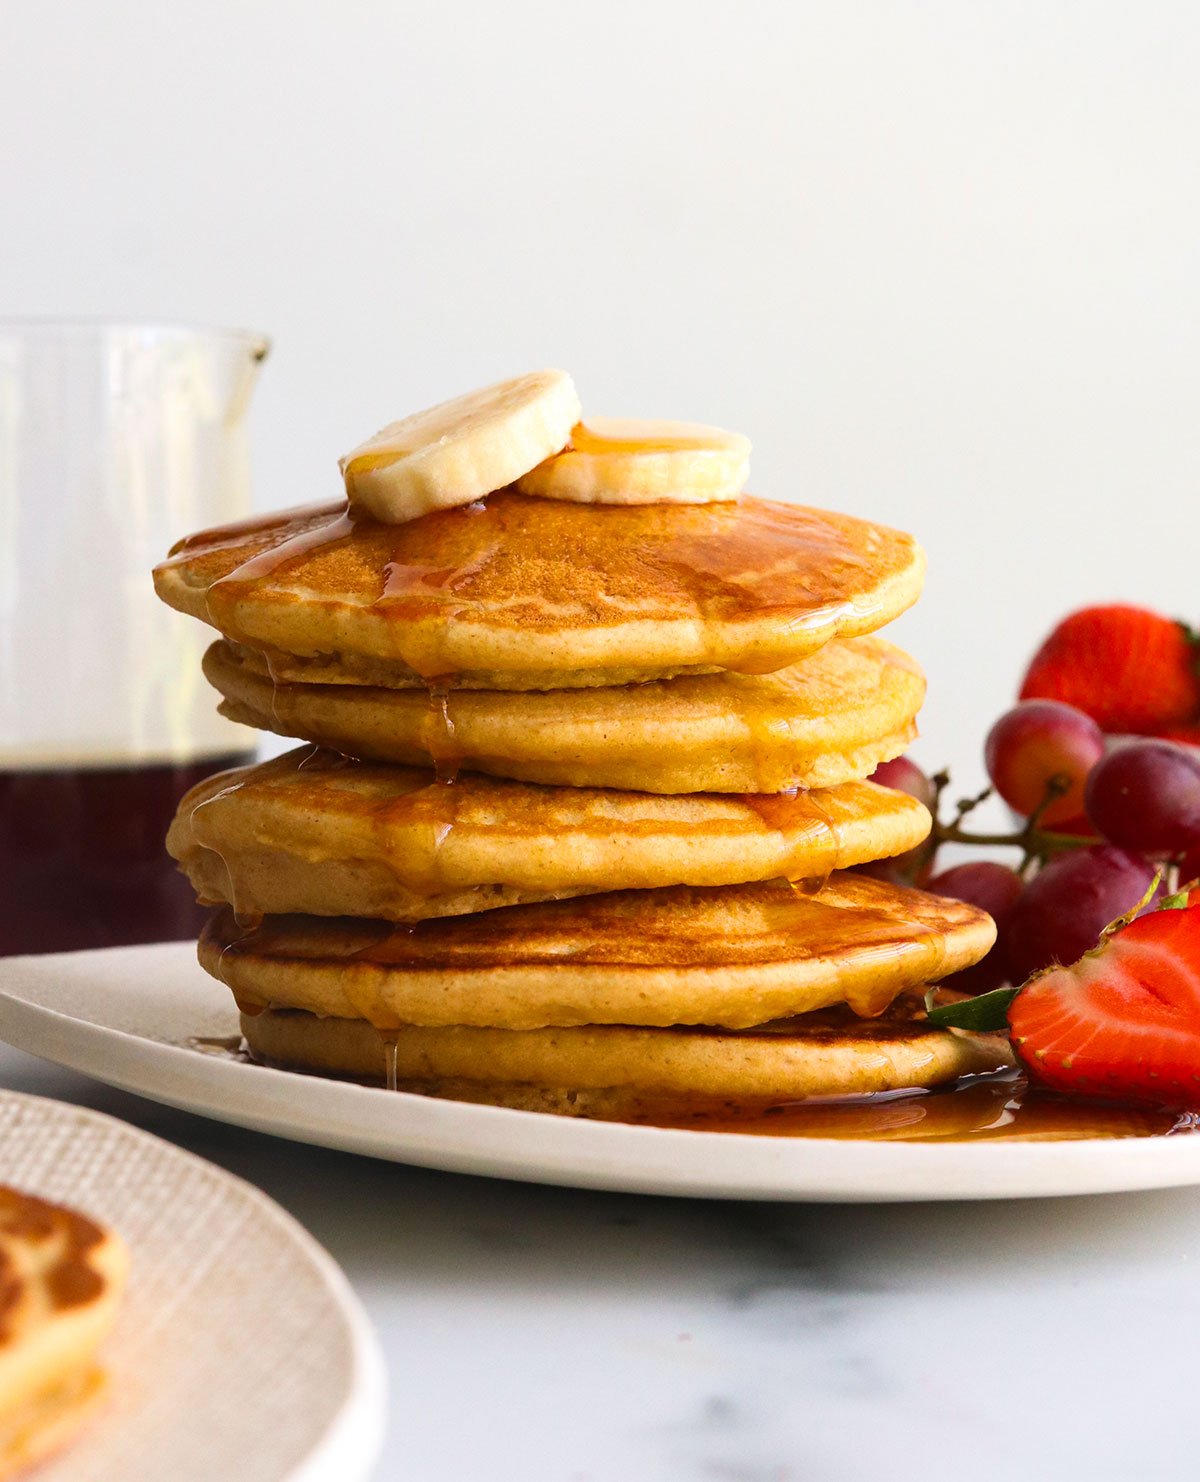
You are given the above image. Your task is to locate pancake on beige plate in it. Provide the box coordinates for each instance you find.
[202,636,925,794]
[241,997,1013,1116]
[0,1187,127,1479]
[200,874,994,1031]
[154,491,925,689]
[169,746,931,921]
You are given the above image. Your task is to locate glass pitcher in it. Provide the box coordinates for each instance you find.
[0,319,269,953]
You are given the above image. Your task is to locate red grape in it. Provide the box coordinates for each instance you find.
[925,860,1022,991]
[855,856,918,885]
[1005,846,1159,985]
[926,860,1022,926]
[984,701,1104,826]
[868,755,935,809]
[858,756,936,883]
[1083,739,1200,856]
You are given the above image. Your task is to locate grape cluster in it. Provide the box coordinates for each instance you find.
[871,700,1200,988]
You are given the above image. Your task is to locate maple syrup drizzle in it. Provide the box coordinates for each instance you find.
[208,896,271,1017]
[739,787,845,894]
[566,420,736,457]
[207,508,357,601]
[637,1071,1199,1141]
[379,1032,400,1093]
[296,744,353,773]
[422,686,464,785]
[167,501,344,556]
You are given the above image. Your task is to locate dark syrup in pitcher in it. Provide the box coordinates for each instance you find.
[0,751,253,955]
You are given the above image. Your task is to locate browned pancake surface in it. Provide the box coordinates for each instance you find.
[203,635,924,794]
[200,874,996,1029]
[239,996,1014,1110]
[155,492,925,686]
[168,746,931,919]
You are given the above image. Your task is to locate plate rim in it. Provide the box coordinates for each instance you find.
[0,1084,387,1482]
[4,942,1200,1204]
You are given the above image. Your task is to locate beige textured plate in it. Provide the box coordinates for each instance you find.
[3,944,1200,1202]
[0,1089,384,1481]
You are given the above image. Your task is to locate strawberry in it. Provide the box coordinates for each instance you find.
[930,895,1200,1107]
[1020,605,1200,735]
[1008,902,1200,1104]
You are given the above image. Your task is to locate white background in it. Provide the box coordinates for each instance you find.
[4,0,1200,784]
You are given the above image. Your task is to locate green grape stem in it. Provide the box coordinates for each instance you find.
[920,770,1094,880]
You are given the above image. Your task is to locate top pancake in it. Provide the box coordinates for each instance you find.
[154,492,926,689]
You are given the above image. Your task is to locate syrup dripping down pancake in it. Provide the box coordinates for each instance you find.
[154,492,925,689]
[202,635,925,794]
[199,874,995,1031]
[169,747,931,921]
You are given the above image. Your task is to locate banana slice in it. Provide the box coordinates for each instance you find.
[340,370,581,524]
[515,417,750,505]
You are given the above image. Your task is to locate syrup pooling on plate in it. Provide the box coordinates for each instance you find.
[185,1034,253,1062]
[169,1019,1200,1132]
[222,1017,1196,1134]
[642,1071,1200,1140]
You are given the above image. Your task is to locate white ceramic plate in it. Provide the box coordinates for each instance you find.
[2,942,1200,1203]
[0,1085,385,1482]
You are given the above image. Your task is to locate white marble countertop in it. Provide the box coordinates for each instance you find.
[0,1038,1194,1482]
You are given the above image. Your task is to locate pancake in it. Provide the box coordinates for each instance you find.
[154,492,925,689]
[200,874,995,1030]
[169,747,932,921]
[239,999,1013,1114]
[0,1187,127,1479]
[203,635,925,794]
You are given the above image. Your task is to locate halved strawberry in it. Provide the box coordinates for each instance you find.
[931,899,1200,1107]
[1020,605,1200,735]
[1007,903,1200,1104]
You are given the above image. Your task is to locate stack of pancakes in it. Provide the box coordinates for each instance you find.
[155,485,1008,1118]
